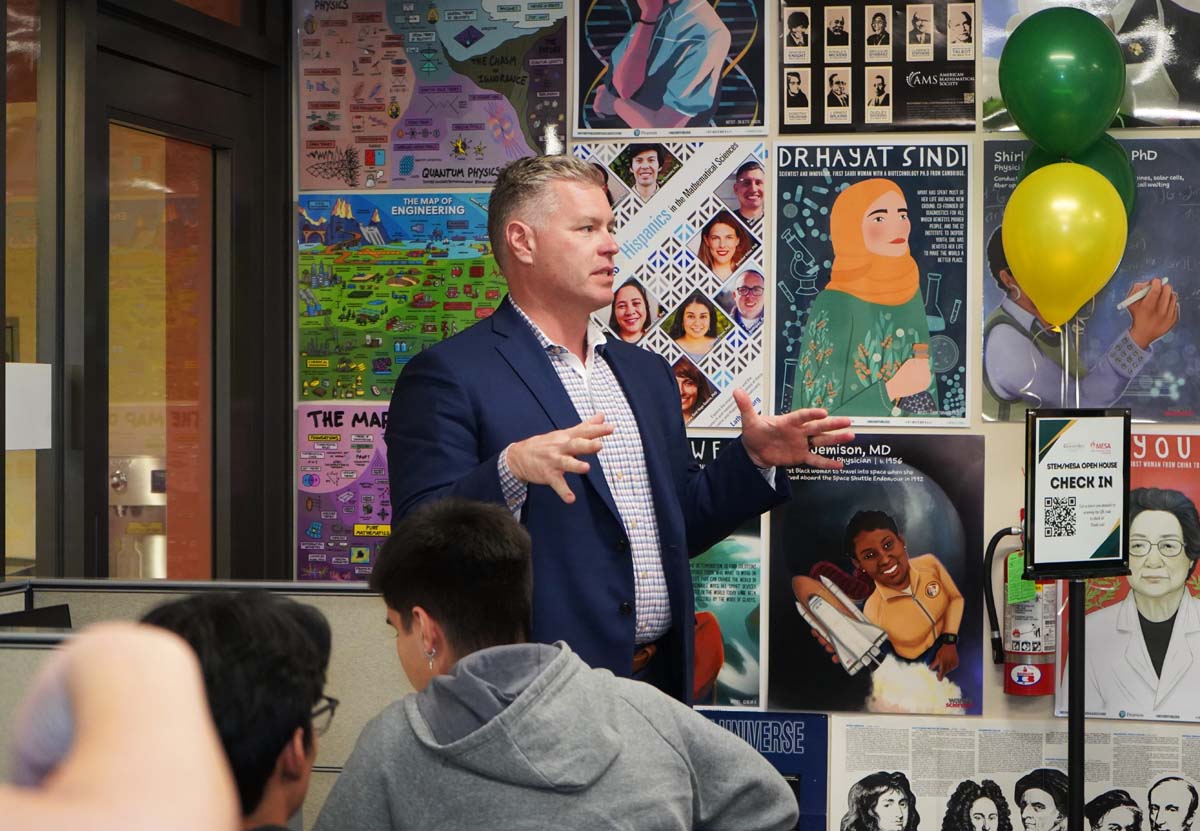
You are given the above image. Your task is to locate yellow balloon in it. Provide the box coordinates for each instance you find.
[1002,162,1128,327]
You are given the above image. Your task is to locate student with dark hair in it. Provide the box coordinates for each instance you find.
[1014,769,1069,831]
[141,591,334,831]
[315,498,799,831]
[1086,789,1142,831]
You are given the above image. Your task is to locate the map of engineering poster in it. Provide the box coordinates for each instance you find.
[297,192,504,402]
[983,138,1200,422]
[297,0,565,189]
[768,434,984,715]
[773,140,970,425]
[296,405,391,581]
[572,141,767,428]
[1055,433,1200,723]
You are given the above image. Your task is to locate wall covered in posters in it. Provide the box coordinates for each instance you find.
[778,0,975,132]
[773,140,970,425]
[574,0,766,136]
[572,141,768,428]
[297,0,565,189]
[768,434,984,715]
[296,404,391,581]
[296,192,499,402]
[1055,433,1200,723]
[982,138,1197,422]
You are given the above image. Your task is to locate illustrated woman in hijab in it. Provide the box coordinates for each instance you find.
[792,178,937,417]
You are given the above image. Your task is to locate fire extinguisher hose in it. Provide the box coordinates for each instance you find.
[983,525,1023,665]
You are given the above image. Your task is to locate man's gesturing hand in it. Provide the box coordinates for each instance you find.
[506,413,615,504]
[734,389,855,470]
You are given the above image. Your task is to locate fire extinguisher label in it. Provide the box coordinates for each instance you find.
[1011,664,1042,686]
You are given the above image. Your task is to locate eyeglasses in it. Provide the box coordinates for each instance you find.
[1130,539,1185,558]
[736,286,765,296]
[311,694,339,736]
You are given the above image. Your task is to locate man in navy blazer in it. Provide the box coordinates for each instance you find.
[386,156,853,702]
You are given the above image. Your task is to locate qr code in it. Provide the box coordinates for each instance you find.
[1043,496,1077,538]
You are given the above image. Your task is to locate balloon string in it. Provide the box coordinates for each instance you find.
[1056,324,1068,407]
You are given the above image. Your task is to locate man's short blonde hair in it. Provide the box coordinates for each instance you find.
[488,155,605,268]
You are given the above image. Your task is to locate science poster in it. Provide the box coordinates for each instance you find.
[1055,433,1200,723]
[297,192,503,402]
[296,404,391,581]
[831,714,1200,831]
[703,710,829,831]
[296,0,565,189]
[573,141,767,428]
[778,1,975,133]
[982,138,1200,422]
[767,434,984,715]
[773,140,970,426]
[574,0,766,136]
[690,437,764,707]
[981,0,1200,131]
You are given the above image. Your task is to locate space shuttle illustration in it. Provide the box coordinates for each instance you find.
[794,574,887,675]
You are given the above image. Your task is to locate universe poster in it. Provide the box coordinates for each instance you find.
[982,138,1200,422]
[690,437,764,707]
[1055,433,1200,723]
[296,192,502,402]
[831,714,1200,831]
[296,404,391,581]
[779,0,975,133]
[773,140,970,426]
[981,0,1200,131]
[767,434,984,715]
[573,141,767,428]
[296,0,565,189]
[574,0,766,136]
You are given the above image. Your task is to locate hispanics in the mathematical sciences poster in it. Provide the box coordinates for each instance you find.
[981,0,1200,130]
[773,141,970,426]
[1055,433,1200,723]
[768,434,984,715]
[296,405,391,581]
[573,141,767,429]
[779,1,975,133]
[982,139,1194,422]
[575,0,766,137]
[297,193,502,403]
[296,0,565,189]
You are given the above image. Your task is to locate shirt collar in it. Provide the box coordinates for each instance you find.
[507,295,608,359]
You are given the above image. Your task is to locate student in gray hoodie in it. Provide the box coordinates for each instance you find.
[314,498,799,831]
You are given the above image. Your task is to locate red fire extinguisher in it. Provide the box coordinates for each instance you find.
[984,522,1057,696]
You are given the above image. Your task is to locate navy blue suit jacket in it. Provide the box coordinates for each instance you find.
[385,298,788,702]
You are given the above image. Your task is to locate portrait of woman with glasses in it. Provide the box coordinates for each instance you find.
[1083,487,1200,720]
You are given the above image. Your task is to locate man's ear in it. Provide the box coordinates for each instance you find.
[410,605,444,656]
[505,220,536,266]
[279,727,310,781]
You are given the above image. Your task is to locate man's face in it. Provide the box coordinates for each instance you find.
[1020,788,1066,831]
[958,15,972,38]
[1128,510,1191,603]
[914,15,927,32]
[874,788,910,831]
[833,77,846,94]
[733,167,765,214]
[874,77,886,94]
[1150,779,1195,831]
[735,271,765,319]
[788,75,801,95]
[790,22,806,39]
[631,149,661,188]
[1097,806,1139,831]
[523,180,618,314]
[971,797,1000,831]
[831,16,844,32]
[852,526,910,590]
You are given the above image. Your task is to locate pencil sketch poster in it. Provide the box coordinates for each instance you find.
[574,0,766,137]
[773,141,970,426]
[768,434,984,715]
[296,405,391,581]
[573,140,767,428]
[982,138,1199,422]
[297,0,565,189]
[1056,433,1200,723]
[297,192,503,402]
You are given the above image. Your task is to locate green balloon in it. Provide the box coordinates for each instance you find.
[1020,134,1136,218]
[999,7,1125,157]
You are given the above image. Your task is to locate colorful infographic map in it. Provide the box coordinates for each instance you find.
[297,0,566,189]
[297,192,503,401]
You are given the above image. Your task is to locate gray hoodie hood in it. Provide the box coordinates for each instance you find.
[404,642,622,792]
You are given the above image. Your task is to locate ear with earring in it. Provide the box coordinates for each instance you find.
[425,646,437,672]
